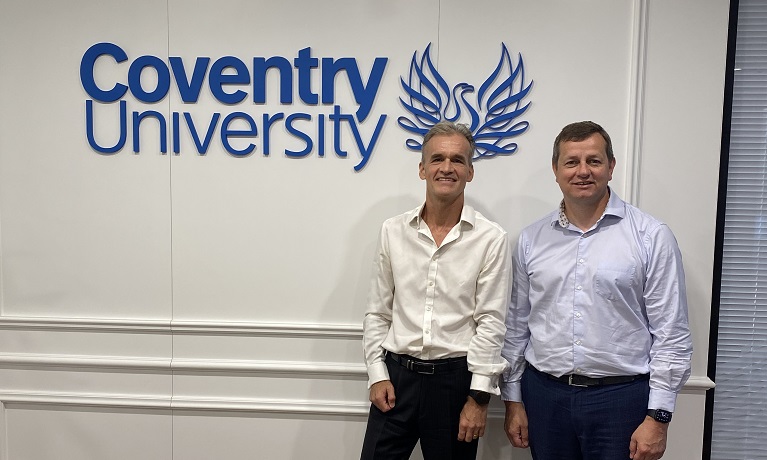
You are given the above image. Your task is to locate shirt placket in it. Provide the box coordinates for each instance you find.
[423,246,439,359]
[572,232,588,374]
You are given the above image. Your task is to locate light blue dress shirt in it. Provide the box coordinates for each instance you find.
[501,190,692,411]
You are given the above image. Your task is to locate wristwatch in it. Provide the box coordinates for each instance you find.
[647,409,672,423]
[468,390,491,405]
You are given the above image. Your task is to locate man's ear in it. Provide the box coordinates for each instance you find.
[419,162,426,180]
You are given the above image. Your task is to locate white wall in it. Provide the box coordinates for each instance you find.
[0,0,728,458]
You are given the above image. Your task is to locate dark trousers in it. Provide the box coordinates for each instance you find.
[360,354,478,460]
[521,365,649,460]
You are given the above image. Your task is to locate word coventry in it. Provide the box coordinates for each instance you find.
[80,42,389,171]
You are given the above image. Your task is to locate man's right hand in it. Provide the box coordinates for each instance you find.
[504,401,529,448]
[369,380,396,412]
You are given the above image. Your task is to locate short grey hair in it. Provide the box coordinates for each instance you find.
[422,121,476,164]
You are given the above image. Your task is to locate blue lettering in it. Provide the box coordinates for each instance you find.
[80,42,128,102]
[128,55,171,103]
[262,113,284,156]
[170,56,210,103]
[349,113,387,171]
[209,56,249,104]
[321,56,388,121]
[253,57,292,104]
[221,112,257,156]
[329,105,347,158]
[285,113,313,157]
[184,112,221,154]
[173,112,181,154]
[318,114,325,157]
[133,110,167,153]
[85,99,127,154]
[294,47,319,105]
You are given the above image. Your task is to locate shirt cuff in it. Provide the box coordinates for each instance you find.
[500,380,522,402]
[648,388,678,412]
[366,361,390,389]
[470,373,501,396]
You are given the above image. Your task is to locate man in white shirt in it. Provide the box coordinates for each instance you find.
[361,121,511,460]
[501,121,692,460]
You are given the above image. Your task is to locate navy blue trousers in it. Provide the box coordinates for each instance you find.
[521,366,649,460]
[360,354,478,460]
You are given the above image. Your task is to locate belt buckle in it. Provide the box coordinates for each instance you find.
[407,359,435,375]
[568,374,588,387]
[420,363,435,375]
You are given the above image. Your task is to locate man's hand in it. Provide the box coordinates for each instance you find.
[369,380,396,412]
[629,416,668,460]
[504,401,529,448]
[457,397,489,442]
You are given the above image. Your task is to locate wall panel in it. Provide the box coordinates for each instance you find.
[0,0,726,458]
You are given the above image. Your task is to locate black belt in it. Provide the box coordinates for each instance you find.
[386,352,467,375]
[529,364,649,387]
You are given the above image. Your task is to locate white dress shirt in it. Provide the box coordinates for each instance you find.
[501,190,692,411]
[363,204,511,394]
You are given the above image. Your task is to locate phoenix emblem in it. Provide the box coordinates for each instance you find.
[398,43,533,160]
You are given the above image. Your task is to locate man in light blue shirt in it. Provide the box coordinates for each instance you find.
[501,121,692,460]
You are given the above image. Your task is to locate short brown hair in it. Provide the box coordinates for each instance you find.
[552,121,614,164]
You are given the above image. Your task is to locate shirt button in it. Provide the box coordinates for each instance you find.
[426,306,432,311]
[425,330,431,334]
[429,281,434,286]
[576,286,582,291]
[578,258,585,264]
[575,312,582,318]
[575,340,582,346]
[576,368,582,373]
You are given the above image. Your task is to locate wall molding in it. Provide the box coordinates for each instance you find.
[0,351,713,391]
[626,0,649,205]
[0,383,713,417]
[0,391,367,416]
[0,352,367,377]
[0,391,519,418]
[0,315,363,338]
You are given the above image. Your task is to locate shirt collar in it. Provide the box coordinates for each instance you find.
[409,203,476,229]
[554,188,625,228]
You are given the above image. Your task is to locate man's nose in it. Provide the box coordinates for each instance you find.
[576,161,590,176]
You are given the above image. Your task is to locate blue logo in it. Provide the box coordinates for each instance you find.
[398,43,533,160]
[79,43,388,171]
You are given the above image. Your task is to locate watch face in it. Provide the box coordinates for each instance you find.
[650,409,672,423]
[470,390,491,405]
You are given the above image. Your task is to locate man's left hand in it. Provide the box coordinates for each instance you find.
[457,397,489,442]
[629,416,669,460]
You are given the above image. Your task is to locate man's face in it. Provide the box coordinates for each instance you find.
[419,134,474,203]
[553,133,615,206]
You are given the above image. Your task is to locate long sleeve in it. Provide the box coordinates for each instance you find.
[644,224,693,411]
[500,235,531,402]
[362,225,395,388]
[467,231,512,394]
